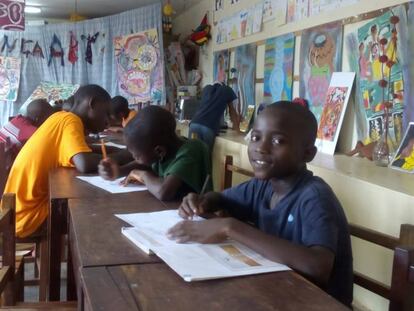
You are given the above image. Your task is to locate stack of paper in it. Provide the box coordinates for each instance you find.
[116,210,290,282]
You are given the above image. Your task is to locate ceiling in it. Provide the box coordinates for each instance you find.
[26,0,204,20]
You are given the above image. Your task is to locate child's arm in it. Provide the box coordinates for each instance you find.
[168,217,334,287]
[98,159,151,180]
[72,152,103,174]
[123,170,182,201]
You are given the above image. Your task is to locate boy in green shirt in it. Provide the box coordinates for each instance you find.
[99,106,212,200]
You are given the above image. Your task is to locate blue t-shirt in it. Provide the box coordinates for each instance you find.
[222,169,353,307]
[191,83,237,134]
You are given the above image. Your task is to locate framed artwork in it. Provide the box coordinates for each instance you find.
[390,122,414,173]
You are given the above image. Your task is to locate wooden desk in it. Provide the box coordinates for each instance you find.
[80,264,349,311]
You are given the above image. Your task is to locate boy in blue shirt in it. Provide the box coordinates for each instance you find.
[168,101,353,307]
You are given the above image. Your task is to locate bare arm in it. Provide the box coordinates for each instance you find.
[72,152,102,174]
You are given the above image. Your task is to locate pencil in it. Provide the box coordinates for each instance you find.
[199,174,210,195]
[100,139,107,159]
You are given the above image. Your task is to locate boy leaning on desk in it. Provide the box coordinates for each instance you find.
[168,100,353,308]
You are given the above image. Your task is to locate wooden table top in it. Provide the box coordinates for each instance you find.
[81,264,349,311]
[69,194,178,267]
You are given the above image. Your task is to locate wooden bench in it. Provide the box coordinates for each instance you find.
[221,155,414,310]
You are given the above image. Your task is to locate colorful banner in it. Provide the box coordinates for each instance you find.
[0,56,20,101]
[0,0,25,31]
[263,33,295,103]
[114,29,164,105]
[299,21,343,123]
[213,50,229,83]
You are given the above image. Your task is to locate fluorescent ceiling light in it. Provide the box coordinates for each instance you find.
[25,6,42,14]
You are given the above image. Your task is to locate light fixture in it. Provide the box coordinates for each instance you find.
[25,6,42,14]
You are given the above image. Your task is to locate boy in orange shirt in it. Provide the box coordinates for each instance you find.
[4,84,112,238]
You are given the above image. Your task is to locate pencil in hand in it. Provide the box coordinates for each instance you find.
[199,174,210,196]
[100,139,107,159]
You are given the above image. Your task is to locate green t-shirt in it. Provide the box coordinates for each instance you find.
[152,138,212,197]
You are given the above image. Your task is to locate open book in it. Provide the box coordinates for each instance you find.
[116,210,290,282]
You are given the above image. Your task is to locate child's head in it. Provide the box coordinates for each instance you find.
[248,101,317,180]
[109,96,129,125]
[124,105,177,166]
[71,84,111,134]
[26,98,54,127]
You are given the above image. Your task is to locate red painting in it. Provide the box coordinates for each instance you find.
[0,0,24,31]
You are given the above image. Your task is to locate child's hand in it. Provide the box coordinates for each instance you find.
[98,158,120,180]
[179,193,208,219]
[120,170,145,186]
[167,218,232,244]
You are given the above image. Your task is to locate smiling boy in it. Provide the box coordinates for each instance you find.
[168,101,353,307]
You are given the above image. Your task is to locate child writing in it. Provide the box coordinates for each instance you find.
[3,84,118,238]
[99,105,212,201]
[168,101,353,307]
[107,95,137,132]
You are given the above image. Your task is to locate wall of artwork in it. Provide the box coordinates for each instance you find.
[173,1,412,310]
[0,2,164,125]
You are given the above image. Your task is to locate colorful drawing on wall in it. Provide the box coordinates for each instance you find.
[0,56,20,101]
[299,21,343,123]
[263,0,287,25]
[232,43,256,119]
[390,122,414,173]
[0,0,25,31]
[316,72,355,155]
[114,28,164,105]
[263,33,295,103]
[355,9,405,144]
[245,2,263,36]
[20,81,79,112]
[213,50,229,83]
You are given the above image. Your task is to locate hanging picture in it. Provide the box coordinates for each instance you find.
[354,9,405,144]
[214,0,224,11]
[390,122,414,173]
[20,82,79,112]
[263,0,287,25]
[299,21,343,123]
[114,28,164,105]
[232,43,256,120]
[213,50,229,83]
[0,56,20,101]
[245,2,263,37]
[0,0,25,31]
[263,33,295,103]
[316,72,355,155]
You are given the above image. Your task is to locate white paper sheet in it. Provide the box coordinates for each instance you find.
[92,141,127,149]
[76,176,147,194]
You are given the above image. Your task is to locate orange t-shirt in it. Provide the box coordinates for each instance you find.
[122,110,137,128]
[3,111,92,238]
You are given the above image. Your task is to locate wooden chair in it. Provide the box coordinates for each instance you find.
[0,142,47,301]
[350,224,414,311]
[0,193,76,309]
[221,155,414,310]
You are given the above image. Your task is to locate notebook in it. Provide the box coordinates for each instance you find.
[117,210,290,281]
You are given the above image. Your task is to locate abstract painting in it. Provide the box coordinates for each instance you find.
[299,21,343,123]
[114,28,164,105]
[232,43,256,119]
[20,82,79,113]
[390,122,414,172]
[213,50,229,83]
[0,56,20,101]
[355,9,405,144]
[263,33,295,103]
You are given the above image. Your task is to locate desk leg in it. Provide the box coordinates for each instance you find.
[67,212,76,301]
[48,198,67,301]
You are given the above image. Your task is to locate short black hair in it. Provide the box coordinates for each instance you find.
[111,96,129,117]
[266,101,317,146]
[72,84,111,108]
[124,105,176,151]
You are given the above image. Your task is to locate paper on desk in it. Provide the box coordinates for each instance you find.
[92,141,126,149]
[76,176,147,194]
[117,210,203,254]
